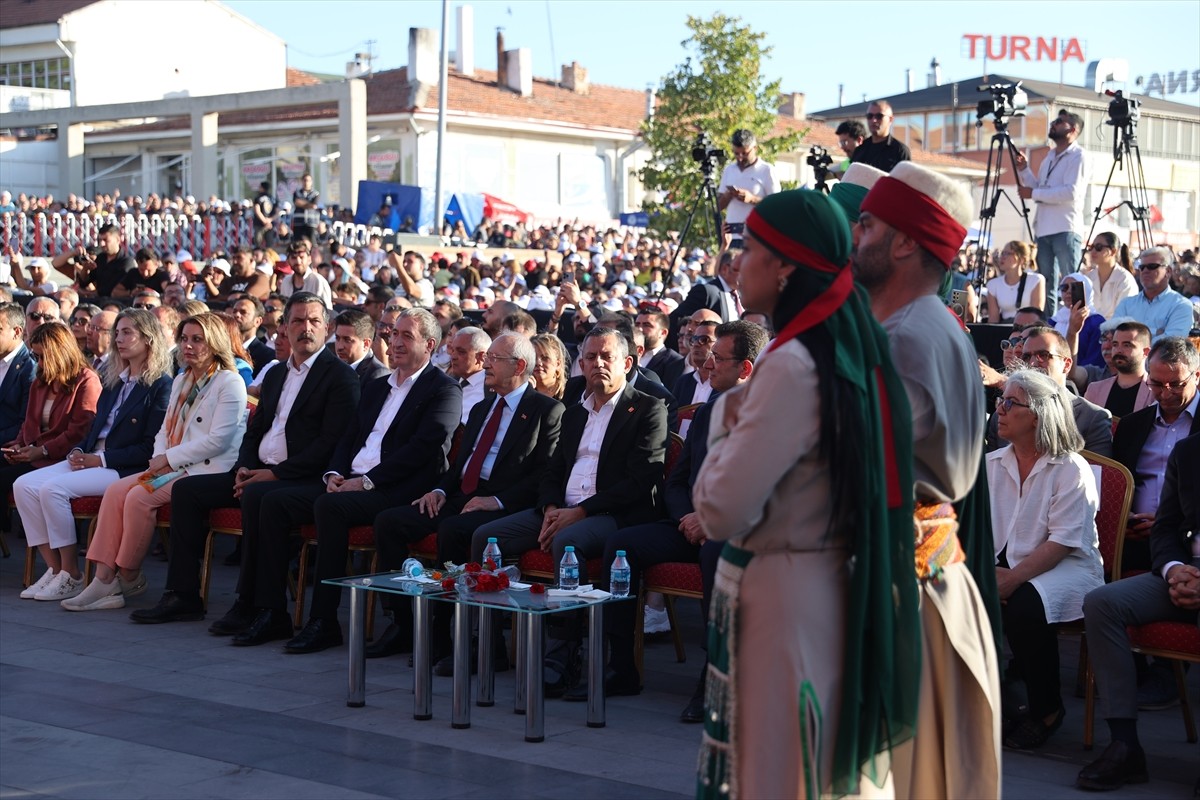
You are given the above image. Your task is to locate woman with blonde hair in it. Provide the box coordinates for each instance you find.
[987,240,1046,323]
[14,309,174,600]
[63,312,246,611]
[530,333,568,400]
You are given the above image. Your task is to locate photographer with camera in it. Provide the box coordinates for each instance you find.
[717,129,779,247]
[51,223,134,300]
[1016,109,1089,315]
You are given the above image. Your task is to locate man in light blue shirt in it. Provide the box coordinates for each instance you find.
[1114,247,1195,342]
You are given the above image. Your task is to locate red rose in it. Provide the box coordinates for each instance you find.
[529,582,545,595]
[465,562,482,574]
[441,578,456,591]
[478,574,499,592]
[484,558,497,571]
[496,572,510,590]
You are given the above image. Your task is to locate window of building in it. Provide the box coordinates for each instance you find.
[0,57,72,91]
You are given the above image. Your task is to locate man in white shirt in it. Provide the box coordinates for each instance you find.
[718,129,780,247]
[447,326,490,423]
[1017,109,1089,314]
[276,241,332,309]
[250,308,461,654]
[131,291,360,627]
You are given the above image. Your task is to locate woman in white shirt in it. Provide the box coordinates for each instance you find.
[1081,231,1139,319]
[987,368,1102,751]
[986,241,1045,323]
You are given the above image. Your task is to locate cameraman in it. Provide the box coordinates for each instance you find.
[834,120,867,174]
[718,129,779,246]
[51,223,134,299]
[1016,109,1089,315]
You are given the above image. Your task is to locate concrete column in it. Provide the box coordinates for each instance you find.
[57,119,85,198]
[190,112,218,200]
[339,79,367,214]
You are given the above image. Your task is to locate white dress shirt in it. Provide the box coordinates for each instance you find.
[348,369,420,477]
[0,343,20,388]
[679,377,714,440]
[564,389,622,507]
[639,344,665,370]
[257,349,322,466]
[1017,142,1088,238]
[459,369,487,424]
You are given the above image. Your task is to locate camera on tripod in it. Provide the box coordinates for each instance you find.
[691,132,727,175]
[976,82,1028,124]
[1105,89,1140,128]
[806,145,833,170]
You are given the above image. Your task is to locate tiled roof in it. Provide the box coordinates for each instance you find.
[89,64,982,170]
[0,0,96,29]
[285,67,323,88]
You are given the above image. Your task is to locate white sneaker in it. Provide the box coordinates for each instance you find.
[60,577,124,611]
[643,605,671,634]
[118,571,147,598]
[20,568,56,599]
[33,571,84,601]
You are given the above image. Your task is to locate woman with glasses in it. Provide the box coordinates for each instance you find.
[987,368,1102,750]
[62,313,247,611]
[986,241,1045,323]
[13,310,172,601]
[1082,232,1138,319]
[2,324,102,594]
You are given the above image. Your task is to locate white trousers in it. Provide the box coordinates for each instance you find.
[12,461,121,550]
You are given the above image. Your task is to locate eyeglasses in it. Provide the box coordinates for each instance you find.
[87,326,113,334]
[689,335,715,347]
[132,303,157,309]
[1147,375,1194,393]
[995,396,1032,413]
[482,353,519,364]
[999,336,1025,350]
[384,305,406,312]
[264,305,280,313]
[1135,262,1165,272]
[1088,243,1111,253]
[866,113,887,120]
[376,324,395,336]
[705,353,741,364]
[27,312,57,322]
[69,317,89,326]
[1023,349,1064,364]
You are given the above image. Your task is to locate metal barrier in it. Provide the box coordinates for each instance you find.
[0,212,393,259]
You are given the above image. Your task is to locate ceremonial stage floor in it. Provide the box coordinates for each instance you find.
[1,536,1195,799]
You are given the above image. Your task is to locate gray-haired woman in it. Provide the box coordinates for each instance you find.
[986,368,1103,750]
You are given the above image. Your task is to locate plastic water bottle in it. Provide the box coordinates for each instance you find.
[400,558,424,579]
[482,537,503,571]
[610,550,631,597]
[559,546,580,590]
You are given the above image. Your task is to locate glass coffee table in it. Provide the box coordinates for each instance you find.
[323,572,633,742]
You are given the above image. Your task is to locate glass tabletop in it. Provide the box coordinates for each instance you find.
[323,571,634,615]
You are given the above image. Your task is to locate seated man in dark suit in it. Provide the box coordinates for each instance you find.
[333,309,389,388]
[131,292,360,625]
[672,315,721,436]
[561,315,676,429]
[229,308,462,653]
[0,302,36,443]
[578,320,767,702]
[636,308,684,389]
[1079,429,1200,790]
[369,332,564,662]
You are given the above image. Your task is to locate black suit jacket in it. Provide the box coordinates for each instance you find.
[354,355,390,388]
[667,276,733,348]
[329,362,462,495]
[537,381,667,527]
[76,375,173,476]
[0,343,36,443]
[1150,432,1200,574]
[1112,403,1200,497]
[562,368,676,433]
[438,386,564,511]
[247,339,275,377]
[664,399,713,522]
[672,371,699,407]
[240,348,360,480]
[644,347,685,390]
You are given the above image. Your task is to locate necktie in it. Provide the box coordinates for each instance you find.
[93,357,103,371]
[731,289,743,317]
[460,399,505,495]
[460,377,470,389]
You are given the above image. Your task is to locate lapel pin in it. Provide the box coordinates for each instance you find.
[627,406,635,413]
[520,413,528,420]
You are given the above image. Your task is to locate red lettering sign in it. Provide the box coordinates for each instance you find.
[961,34,1086,63]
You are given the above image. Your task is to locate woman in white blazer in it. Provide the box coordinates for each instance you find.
[64,313,247,611]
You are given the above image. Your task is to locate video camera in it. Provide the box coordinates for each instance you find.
[806,145,832,171]
[976,82,1028,124]
[691,132,727,176]
[1105,89,1140,128]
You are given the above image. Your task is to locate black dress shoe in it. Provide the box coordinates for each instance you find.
[231,609,294,646]
[285,618,343,654]
[1003,705,1065,750]
[129,591,205,624]
[563,668,641,702]
[1076,741,1149,790]
[365,623,412,659]
[681,694,705,723]
[208,602,253,636]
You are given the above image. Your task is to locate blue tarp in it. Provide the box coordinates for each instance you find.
[353,181,434,231]
[444,193,486,235]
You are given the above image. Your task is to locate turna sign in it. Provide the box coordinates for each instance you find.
[962,34,1086,63]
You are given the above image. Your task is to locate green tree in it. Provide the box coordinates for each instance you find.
[639,14,803,245]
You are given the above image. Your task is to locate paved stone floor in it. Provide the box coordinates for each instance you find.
[0,533,1195,799]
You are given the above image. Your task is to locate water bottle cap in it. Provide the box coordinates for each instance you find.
[487,537,497,543]
[564,546,575,552]
[616,550,626,557]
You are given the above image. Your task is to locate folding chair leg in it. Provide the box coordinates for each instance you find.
[200,530,217,608]
[664,596,685,663]
[294,541,311,630]
[0,531,10,558]
[1083,662,1096,750]
[23,545,36,588]
[1173,660,1197,743]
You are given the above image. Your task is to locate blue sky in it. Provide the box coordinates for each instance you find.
[227,0,1199,111]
